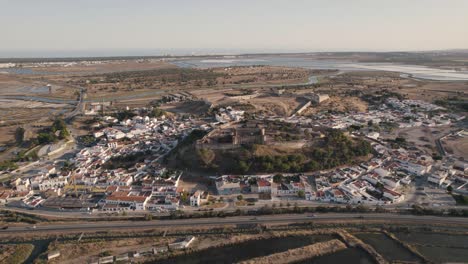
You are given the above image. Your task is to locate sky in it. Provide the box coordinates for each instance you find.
[1,0,467,57]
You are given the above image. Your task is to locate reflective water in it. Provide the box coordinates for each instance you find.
[173,56,468,81]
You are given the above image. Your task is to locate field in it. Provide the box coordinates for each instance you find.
[31,59,176,74]
[441,134,468,159]
[302,96,368,115]
[47,236,171,264]
[0,244,34,264]
[381,126,455,156]
[400,81,468,102]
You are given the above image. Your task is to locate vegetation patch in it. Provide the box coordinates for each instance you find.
[452,194,468,205]
[2,244,34,264]
[168,128,372,174]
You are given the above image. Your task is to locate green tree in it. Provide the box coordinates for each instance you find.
[238,160,250,174]
[180,192,189,203]
[273,174,283,183]
[237,195,244,201]
[447,185,453,193]
[15,127,25,145]
[375,182,384,190]
[297,190,305,199]
[149,107,165,118]
[304,160,321,171]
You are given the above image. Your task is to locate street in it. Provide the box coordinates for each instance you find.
[1,213,468,235]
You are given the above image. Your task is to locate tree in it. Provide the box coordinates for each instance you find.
[149,107,165,118]
[375,182,384,190]
[237,195,243,201]
[238,160,250,174]
[15,127,25,145]
[37,132,56,144]
[349,124,361,131]
[50,118,69,140]
[273,174,283,183]
[304,160,320,171]
[447,185,453,193]
[144,214,153,221]
[297,190,305,199]
[180,192,189,203]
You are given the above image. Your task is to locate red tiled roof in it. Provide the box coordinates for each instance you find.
[257,180,271,187]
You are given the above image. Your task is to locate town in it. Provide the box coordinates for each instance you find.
[3,2,468,263]
[1,93,466,216]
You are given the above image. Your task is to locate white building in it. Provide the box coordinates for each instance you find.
[190,190,208,207]
[251,179,271,193]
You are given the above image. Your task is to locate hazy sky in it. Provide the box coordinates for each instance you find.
[1,0,467,57]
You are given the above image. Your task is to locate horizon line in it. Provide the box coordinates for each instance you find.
[1,48,467,61]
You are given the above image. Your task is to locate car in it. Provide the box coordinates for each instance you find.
[307,214,316,218]
[1,226,8,230]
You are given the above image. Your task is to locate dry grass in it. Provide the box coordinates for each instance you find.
[400,81,468,101]
[47,236,169,264]
[304,96,368,115]
[247,96,307,116]
[211,66,309,85]
[253,145,299,156]
[33,60,176,74]
[442,135,468,159]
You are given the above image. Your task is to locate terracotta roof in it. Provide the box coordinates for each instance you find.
[257,179,271,187]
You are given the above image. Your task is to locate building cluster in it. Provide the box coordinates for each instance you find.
[1,113,210,212]
[273,98,463,131]
[161,92,193,103]
[1,96,466,212]
[214,174,311,198]
[89,236,195,264]
[311,148,418,205]
[215,106,245,123]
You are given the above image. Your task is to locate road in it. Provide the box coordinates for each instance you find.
[65,87,86,120]
[1,213,467,234]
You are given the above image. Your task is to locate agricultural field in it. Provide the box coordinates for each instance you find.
[0,244,34,264]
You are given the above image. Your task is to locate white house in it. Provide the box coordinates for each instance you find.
[251,179,271,193]
[383,188,404,203]
[190,190,208,207]
[38,176,68,191]
[15,178,31,192]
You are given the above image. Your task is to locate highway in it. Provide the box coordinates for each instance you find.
[1,213,468,234]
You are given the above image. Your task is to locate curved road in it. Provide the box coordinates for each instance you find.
[1,213,467,235]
